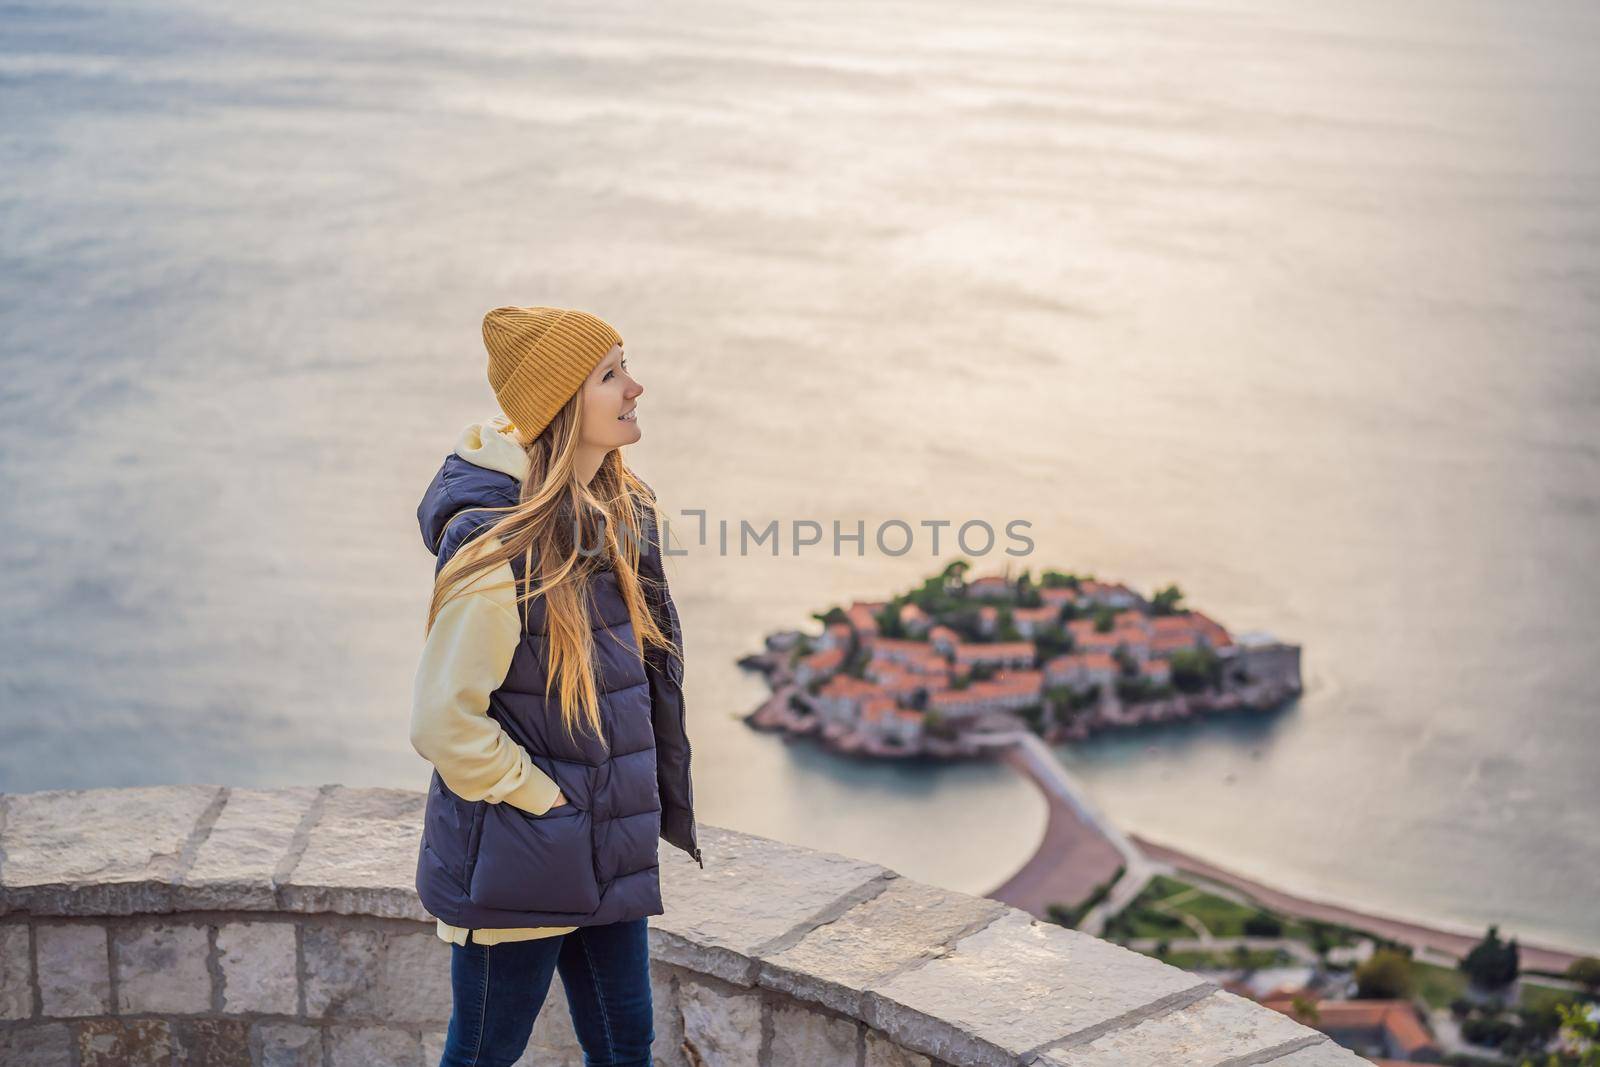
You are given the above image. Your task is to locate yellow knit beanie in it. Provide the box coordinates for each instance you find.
[482,306,624,442]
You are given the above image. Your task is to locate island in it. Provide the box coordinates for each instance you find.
[740,561,1303,758]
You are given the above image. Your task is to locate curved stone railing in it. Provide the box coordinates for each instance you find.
[0,785,1371,1066]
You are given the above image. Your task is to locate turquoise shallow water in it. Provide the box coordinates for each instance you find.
[1,0,1597,953]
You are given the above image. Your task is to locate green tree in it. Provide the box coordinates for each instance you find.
[944,606,985,642]
[1567,957,1600,993]
[1519,1000,1600,1066]
[1461,925,1521,992]
[876,604,906,638]
[1244,913,1284,938]
[814,606,848,628]
[1035,624,1072,661]
[1150,583,1185,615]
[1169,647,1217,693]
[1017,703,1046,735]
[1354,949,1414,999]
[1289,995,1321,1026]
[997,606,1021,641]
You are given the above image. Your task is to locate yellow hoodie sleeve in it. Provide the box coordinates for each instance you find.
[409,542,562,816]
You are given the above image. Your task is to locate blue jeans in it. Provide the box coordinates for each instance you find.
[438,918,654,1067]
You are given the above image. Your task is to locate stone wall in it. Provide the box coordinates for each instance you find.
[0,785,1372,1066]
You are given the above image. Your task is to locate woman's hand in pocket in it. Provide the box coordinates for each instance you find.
[547,789,569,810]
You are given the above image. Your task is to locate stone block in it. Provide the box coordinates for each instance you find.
[328,1024,422,1067]
[769,999,858,1067]
[36,922,110,1016]
[303,924,384,1018]
[173,1018,253,1066]
[651,824,891,986]
[761,876,1009,1017]
[302,923,453,1025]
[112,920,212,1014]
[865,1029,933,1067]
[1037,990,1328,1066]
[649,960,687,1067]
[679,974,763,1066]
[253,1022,323,1067]
[217,920,299,1014]
[865,911,1210,1066]
[78,1018,173,1067]
[281,786,430,921]
[1252,1039,1375,1065]
[1,922,32,1019]
[379,929,454,1026]
[0,1022,73,1067]
[0,785,219,917]
[182,787,323,911]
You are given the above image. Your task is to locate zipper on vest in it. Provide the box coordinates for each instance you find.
[671,669,704,869]
[649,529,702,870]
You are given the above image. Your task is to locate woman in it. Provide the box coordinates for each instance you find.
[409,305,702,1067]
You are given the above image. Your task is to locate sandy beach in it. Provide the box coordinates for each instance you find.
[984,741,1125,914]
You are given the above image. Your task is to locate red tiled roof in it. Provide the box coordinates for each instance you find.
[989,668,1044,692]
[953,641,1035,661]
[818,674,879,699]
[1259,998,1436,1056]
[1189,610,1233,647]
[1150,632,1196,652]
[847,602,883,632]
[801,647,845,672]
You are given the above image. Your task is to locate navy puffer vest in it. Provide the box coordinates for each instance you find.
[413,453,701,929]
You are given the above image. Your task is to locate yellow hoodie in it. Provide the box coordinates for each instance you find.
[409,414,576,946]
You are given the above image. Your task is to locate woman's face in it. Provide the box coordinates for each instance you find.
[578,343,643,452]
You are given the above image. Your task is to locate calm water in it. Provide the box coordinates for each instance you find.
[2,0,1597,952]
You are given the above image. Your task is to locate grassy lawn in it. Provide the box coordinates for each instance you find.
[1519,978,1596,1013]
[1409,959,1471,1009]
[1113,873,1363,949]
[1163,947,1293,970]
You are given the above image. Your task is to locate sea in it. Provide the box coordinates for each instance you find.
[1,0,1596,953]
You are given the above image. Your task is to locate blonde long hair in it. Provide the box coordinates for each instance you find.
[424,390,677,743]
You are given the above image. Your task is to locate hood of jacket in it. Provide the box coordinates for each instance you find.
[417,414,529,560]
